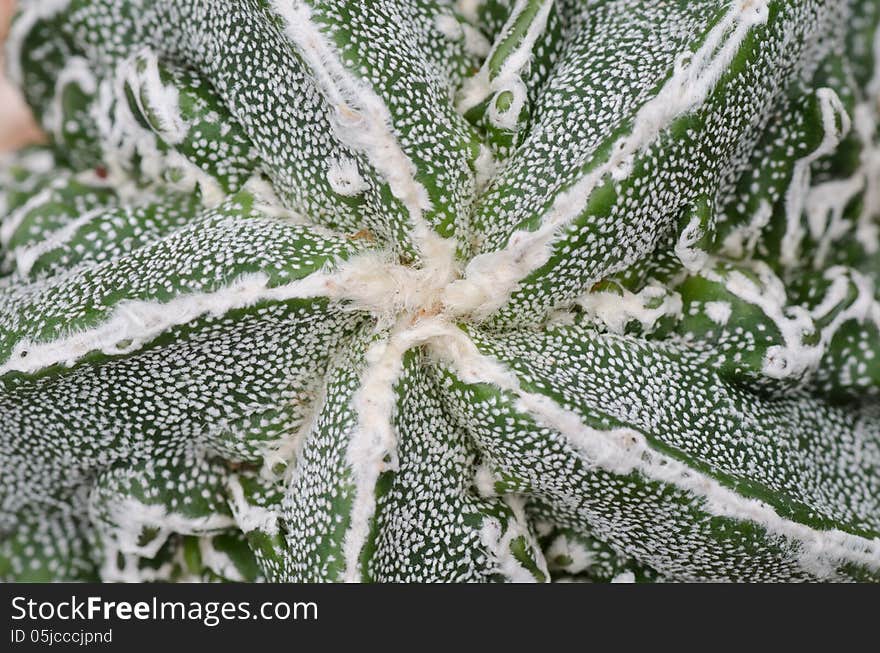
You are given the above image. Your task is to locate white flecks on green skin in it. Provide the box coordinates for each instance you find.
[1,0,880,582]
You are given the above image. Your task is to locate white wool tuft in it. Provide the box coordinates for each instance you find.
[326,157,369,196]
[704,300,733,326]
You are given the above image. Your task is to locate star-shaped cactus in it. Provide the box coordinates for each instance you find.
[1,0,879,582]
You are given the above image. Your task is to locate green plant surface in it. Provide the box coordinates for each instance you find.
[1,0,879,582]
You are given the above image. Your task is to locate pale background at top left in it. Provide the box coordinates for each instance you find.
[0,0,45,152]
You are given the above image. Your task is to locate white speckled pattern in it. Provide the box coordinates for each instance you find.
[1,0,879,582]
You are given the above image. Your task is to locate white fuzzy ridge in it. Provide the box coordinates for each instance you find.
[453,0,480,25]
[852,119,880,257]
[473,462,498,498]
[428,328,880,577]
[123,49,189,145]
[461,23,491,58]
[199,537,247,582]
[704,261,820,379]
[810,267,880,343]
[340,320,458,582]
[1,184,55,249]
[703,261,878,380]
[0,169,115,249]
[243,175,312,224]
[434,13,464,41]
[810,96,880,261]
[445,0,771,320]
[473,143,497,193]
[479,495,548,582]
[341,330,405,582]
[272,0,443,257]
[44,56,98,142]
[779,88,851,267]
[434,7,489,56]
[99,546,179,583]
[13,206,108,276]
[675,213,710,272]
[802,65,880,265]
[0,270,338,376]
[93,52,225,207]
[575,283,682,335]
[92,496,234,558]
[261,379,327,482]
[721,198,772,258]
[456,0,554,124]
[486,77,529,131]
[0,148,54,177]
[227,476,279,537]
[0,150,54,221]
[3,0,72,88]
[0,246,464,378]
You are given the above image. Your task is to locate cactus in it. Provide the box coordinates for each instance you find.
[1,0,879,582]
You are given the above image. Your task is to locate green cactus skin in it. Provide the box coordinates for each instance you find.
[1,0,879,582]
